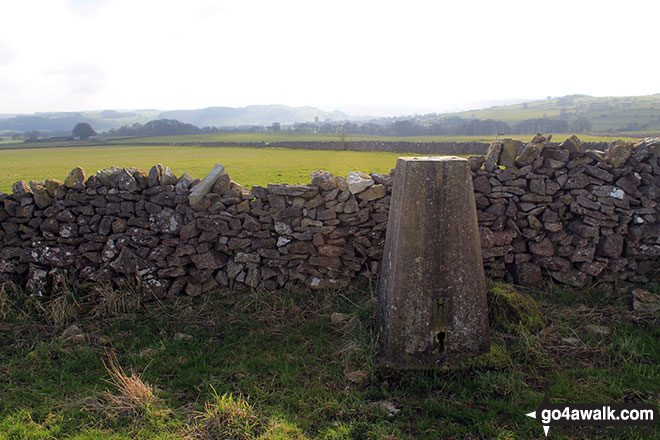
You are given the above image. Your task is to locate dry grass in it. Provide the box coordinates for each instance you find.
[90,282,142,316]
[99,351,159,418]
[186,386,264,440]
[0,280,22,320]
[44,290,80,325]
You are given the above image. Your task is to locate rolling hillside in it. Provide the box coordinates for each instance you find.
[0,105,349,134]
[158,105,349,127]
[438,94,660,132]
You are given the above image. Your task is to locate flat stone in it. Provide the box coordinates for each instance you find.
[472,175,491,194]
[45,179,66,199]
[267,184,318,198]
[346,171,374,195]
[63,167,86,190]
[175,173,195,193]
[597,234,623,258]
[12,180,32,198]
[191,251,227,270]
[484,141,502,172]
[148,164,163,187]
[467,156,485,171]
[109,246,139,274]
[516,136,546,167]
[29,180,52,209]
[212,173,231,195]
[529,238,554,256]
[550,270,589,288]
[317,244,344,257]
[161,167,178,186]
[310,169,335,190]
[117,168,139,192]
[274,221,293,236]
[357,184,386,201]
[585,324,611,336]
[605,141,632,168]
[499,139,522,168]
[632,288,660,312]
[513,262,542,286]
[560,135,584,159]
[96,166,122,187]
[189,164,225,205]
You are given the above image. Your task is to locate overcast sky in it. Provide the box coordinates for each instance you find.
[1,0,658,116]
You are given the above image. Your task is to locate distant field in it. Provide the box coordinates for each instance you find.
[0,133,645,151]
[0,145,413,193]
[0,132,649,193]
[105,132,643,145]
[447,95,660,132]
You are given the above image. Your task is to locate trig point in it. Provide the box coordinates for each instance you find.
[377,157,489,369]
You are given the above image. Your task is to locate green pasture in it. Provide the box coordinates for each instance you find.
[0,145,409,194]
[0,132,647,193]
[106,132,642,145]
[450,95,660,132]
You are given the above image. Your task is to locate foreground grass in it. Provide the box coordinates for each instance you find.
[0,146,408,193]
[1,279,659,439]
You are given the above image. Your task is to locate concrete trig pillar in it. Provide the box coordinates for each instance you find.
[377,157,489,369]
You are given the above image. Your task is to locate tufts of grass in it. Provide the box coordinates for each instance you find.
[186,387,266,440]
[43,289,80,325]
[99,351,161,420]
[90,282,143,317]
[0,280,22,321]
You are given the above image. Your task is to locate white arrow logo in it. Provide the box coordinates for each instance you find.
[526,410,550,436]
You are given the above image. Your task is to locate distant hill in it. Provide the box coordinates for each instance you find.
[435,94,660,132]
[2,97,659,135]
[158,105,350,127]
[0,105,349,134]
[0,110,159,135]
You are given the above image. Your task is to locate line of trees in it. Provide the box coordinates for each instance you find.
[106,119,205,137]
[285,116,592,136]
[95,115,596,140]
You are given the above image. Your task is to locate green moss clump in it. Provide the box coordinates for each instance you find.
[488,282,546,334]
[463,343,511,369]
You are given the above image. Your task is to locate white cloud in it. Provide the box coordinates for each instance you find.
[1,0,658,114]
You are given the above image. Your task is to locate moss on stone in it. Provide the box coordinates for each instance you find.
[462,343,511,369]
[488,282,546,334]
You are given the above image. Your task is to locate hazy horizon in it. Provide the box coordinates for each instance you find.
[0,98,537,119]
[1,0,659,115]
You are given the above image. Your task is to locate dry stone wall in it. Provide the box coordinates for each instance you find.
[0,164,392,298]
[120,139,611,156]
[473,135,660,287]
[0,134,658,298]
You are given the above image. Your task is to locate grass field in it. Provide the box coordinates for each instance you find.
[1,279,659,439]
[105,132,644,145]
[1,132,643,151]
[445,95,660,132]
[0,132,648,193]
[0,145,409,193]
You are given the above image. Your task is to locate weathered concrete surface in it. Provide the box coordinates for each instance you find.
[377,157,490,369]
